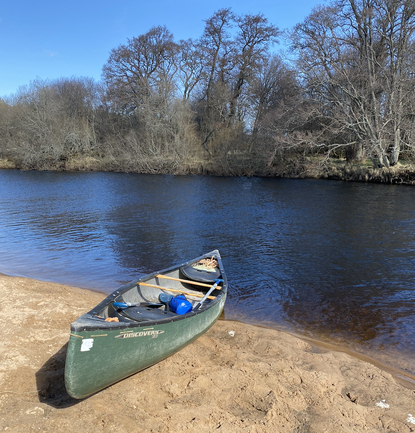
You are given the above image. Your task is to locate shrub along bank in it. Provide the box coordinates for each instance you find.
[2,155,415,186]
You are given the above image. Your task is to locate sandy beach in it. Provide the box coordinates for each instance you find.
[0,275,414,432]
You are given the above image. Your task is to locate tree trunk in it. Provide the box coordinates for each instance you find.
[345,142,364,163]
[390,128,401,166]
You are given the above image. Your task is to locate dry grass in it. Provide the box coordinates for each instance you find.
[4,152,415,185]
[0,158,17,169]
[299,158,415,184]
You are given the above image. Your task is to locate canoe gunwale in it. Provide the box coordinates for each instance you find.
[70,250,227,333]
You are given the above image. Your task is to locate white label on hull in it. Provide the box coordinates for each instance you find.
[80,338,94,352]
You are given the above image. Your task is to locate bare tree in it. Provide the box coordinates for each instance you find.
[229,13,280,122]
[249,55,299,139]
[102,26,181,155]
[176,39,205,101]
[102,26,201,168]
[194,8,280,159]
[102,26,178,114]
[199,8,235,110]
[375,0,415,164]
[1,78,102,169]
[290,0,415,166]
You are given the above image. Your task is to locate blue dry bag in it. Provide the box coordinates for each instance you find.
[169,294,192,315]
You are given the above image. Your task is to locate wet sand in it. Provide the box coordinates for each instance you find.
[0,275,414,432]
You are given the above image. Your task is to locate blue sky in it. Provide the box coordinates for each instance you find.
[0,0,322,98]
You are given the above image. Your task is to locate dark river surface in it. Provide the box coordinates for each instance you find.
[1,170,414,377]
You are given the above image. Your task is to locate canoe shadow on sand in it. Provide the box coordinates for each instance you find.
[35,344,83,408]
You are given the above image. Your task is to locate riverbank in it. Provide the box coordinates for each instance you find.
[288,158,415,185]
[2,156,415,185]
[1,275,414,432]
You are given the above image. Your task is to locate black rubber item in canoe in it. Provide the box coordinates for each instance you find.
[180,264,221,283]
[120,306,177,322]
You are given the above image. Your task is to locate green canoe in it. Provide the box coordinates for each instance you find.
[65,250,228,399]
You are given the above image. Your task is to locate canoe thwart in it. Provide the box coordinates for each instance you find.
[155,274,223,288]
[138,282,217,300]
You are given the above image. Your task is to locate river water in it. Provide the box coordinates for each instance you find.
[0,170,414,377]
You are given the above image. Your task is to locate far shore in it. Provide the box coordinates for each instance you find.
[1,274,415,432]
[3,157,415,186]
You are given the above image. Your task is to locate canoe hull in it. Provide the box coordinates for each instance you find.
[65,294,226,399]
[65,251,227,399]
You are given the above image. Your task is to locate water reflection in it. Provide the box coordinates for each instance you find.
[0,171,415,375]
